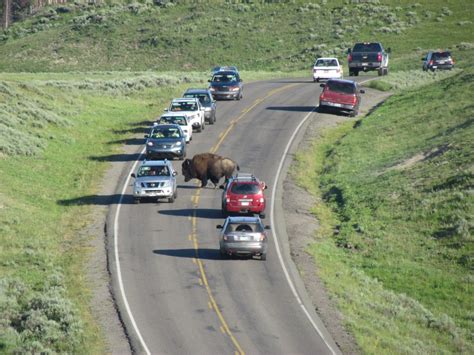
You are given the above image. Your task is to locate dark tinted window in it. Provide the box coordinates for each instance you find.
[137,165,170,177]
[432,52,451,60]
[353,43,382,52]
[151,127,182,138]
[184,93,211,104]
[230,183,261,194]
[212,73,238,83]
[326,81,356,94]
[159,116,186,125]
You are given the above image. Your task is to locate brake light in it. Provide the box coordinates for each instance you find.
[348,53,352,62]
[429,60,433,66]
[377,52,382,62]
[226,197,230,203]
[351,95,357,105]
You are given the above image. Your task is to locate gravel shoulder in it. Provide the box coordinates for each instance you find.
[281,86,391,354]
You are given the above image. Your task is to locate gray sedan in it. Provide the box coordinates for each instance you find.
[217,216,269,260]
[183,88,217,124]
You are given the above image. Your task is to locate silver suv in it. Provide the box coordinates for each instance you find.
[131,160,177,203]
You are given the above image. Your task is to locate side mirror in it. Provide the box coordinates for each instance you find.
[216,225,223,229]
[164,108,168,112]
[360,89,365,94]
[387,47,391,53]
[264,225,271,230]
[219,185,225,190]
[144,134,149,138]
[320,83,325,88]
[347,48,352,54]
[131,173,136,178]
[172,171,177,176]
[208,79,211,82]
[421,57,426,61]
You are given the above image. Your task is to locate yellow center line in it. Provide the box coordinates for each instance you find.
[189,82,299,355]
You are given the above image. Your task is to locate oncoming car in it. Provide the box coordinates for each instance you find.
[131,159,178,203]
[313,57,343,82]
[208,71,243,100]
[156,113,193,143]
[221,173,267,218]
[319,79,365,117]
[217,216,270,260]
[145,124,186,160]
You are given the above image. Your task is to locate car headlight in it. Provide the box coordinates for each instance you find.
[209,87,215,91]
[175,141,182,147]
[230,87,240,91]
[162,181,171,187]
[147,141,153,146]
[204,107,211,111]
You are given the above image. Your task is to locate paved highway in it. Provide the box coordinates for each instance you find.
[108,78,363,354]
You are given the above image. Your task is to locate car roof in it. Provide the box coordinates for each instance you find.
[315,57,339,61]
[326,79,356,85]
[213,71,239,76]
[160,112,191,118]
[152,124,181,129]
[184,88,211,94]
[225,216,262,223]
[139,159,172,167]
[171,97,200,102]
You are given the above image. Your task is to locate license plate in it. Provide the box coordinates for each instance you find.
[362,62,369,66]
[432,66,437,69]
[240,201,250,206]
[332,103,342,107]
[237,235,250,241]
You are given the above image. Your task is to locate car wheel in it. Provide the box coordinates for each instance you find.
[354,70,359,77]
[384,67,389,75]
[315,78,319,83]
[197,125,202,133]
[168,195,175,203]
[260,252,267,261]
[378,68,383,76]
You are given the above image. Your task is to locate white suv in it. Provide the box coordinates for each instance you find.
[131,160,178,203]
[166,98,205,132]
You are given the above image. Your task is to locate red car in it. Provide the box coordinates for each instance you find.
[319,79,365,117]
[221,173,267,218]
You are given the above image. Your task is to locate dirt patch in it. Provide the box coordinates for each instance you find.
[282,87,391,354]
[382,143,451,173]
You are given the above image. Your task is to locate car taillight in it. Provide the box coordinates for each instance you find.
[226,197,230,203]
[351,95,357,105]
[348,53,352,62]
[377,52,382,62]
[429,60,433,66]
[223,235,228,241]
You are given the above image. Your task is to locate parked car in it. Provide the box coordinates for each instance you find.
[156,112,193,143]
[208,71,243,100]
[166,98,205,132]
[313,57,343,82]
[145,124,186,160]
[347,42,390,76]
[183,88,217,124]
[221,173,267,218]
[130,159,178,203]
[422,51,455,71]
[217,216,270,260]
[319,79,365,117]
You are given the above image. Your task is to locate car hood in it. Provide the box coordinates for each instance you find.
[136,176,171,183]
[209,82,240,88]
[147,138,182,144]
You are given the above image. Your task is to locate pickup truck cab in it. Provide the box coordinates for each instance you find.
[347,42,390,76]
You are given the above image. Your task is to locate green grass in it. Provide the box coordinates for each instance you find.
[0,1,473,72]
[294,68,473,353]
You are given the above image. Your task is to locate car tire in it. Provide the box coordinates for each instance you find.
[354,70,359,77]
[315,78,319,83]
[260,253,267,261]
[378,68,383,76]
[168,195,175,203]
[384,67,389,75]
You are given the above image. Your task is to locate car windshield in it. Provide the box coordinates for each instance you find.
[225,222,263,233]
[353,43,382,52]
[160,116,186,125]
[432,52,451,60]
[170,102,198,111]
[326,81,356,94]
[137,165,170,177]
[315,59,338,67]
[184,93,211,104]
[212,74,237,83]
[151,127,182,138]
[230,183,261,194]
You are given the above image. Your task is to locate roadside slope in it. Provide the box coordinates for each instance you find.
[291,69,473,353]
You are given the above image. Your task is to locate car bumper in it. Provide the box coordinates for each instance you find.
[146,149,184,159]
[133,188,174,199]
[221,242,266,255]
[429,64,454,70]
[224,204,265,214]
[313,72,342,80]
[211,91,239,99]
[320,100,356,111]
[349,62,382,71]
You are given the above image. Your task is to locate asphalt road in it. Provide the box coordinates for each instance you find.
[109,77,369,354]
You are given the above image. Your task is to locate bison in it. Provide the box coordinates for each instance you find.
[181,153,239,188]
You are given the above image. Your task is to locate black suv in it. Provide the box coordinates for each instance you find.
[183,88,217,124]
[208,71,243,100]
[347,42,390,76]
[422,51,454,71]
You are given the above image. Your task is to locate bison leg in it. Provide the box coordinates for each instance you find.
[200,177,208,188]
[210,177,220,188]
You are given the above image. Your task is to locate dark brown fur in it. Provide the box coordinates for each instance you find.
[181,153,240,187]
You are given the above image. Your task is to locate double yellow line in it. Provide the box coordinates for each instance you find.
[189,82,298,354]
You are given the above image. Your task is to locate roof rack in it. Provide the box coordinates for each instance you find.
[233,173,258,181]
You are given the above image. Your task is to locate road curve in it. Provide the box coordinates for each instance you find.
[108,77,369,354]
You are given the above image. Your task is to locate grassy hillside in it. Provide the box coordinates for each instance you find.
[0,0,473,72]
[294,68,473,353]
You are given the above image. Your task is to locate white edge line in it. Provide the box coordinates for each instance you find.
[113,147,151,355]
[270,76,374,355]
[270,107,338,355]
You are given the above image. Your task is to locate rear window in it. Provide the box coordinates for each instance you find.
[432,52,451,60]
[230,183,261,194]
[353,43,382,52]
[315,59,339,67]
[160,116,186,125]
[170,101,197,111]
[326,81,356,94]
[184,93,211,104]
[225,222,264,233]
